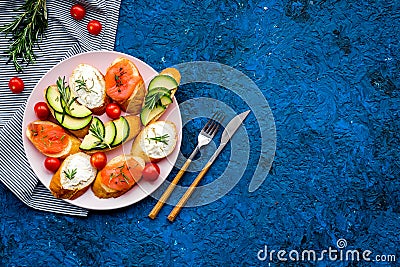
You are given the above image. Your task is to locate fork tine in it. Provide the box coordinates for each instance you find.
[202,111,219,131]
[206,119,219,132]
[208,123,220,137]
[204,112,225,135]
[211,113,225,135]
[202,113,216,131]
[206,121,218,134]
[215,112,225,123]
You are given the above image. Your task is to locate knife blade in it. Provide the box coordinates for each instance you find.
[208,109,251,165]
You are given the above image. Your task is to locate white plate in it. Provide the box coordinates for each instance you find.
[22,51,182,210]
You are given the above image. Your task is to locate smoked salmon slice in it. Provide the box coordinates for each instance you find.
[100,158,143,191]
[27,123,69,154]
[105,58,143,102]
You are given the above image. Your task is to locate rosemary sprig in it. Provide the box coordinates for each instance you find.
[63,168,77,180]
[147,134,169,145]
[56,77,77,123]
[144,92,165,110]
[0,0,48,72]
[89,120,111,149]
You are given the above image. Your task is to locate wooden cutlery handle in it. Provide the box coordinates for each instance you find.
[148,159,192,219]
[168,162,212,222]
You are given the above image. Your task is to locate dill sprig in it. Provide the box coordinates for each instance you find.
[0,0,48,72]
[64,168,77,180]
[147,134,169,145]
[108,164,130,184]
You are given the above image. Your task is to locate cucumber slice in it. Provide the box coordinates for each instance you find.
[104,121,117,145]
[90,117,105,137]
[54,111,92,130]
[140,105,165,126]
[67,101,92,118]
[111,116,130,147]
[80,133,106,151]
[160,95,172,106]
[80,118,114,151]
[45,85,64,113]
[147,87,171,97]
[46,85,92,118]
[148,75,178,91]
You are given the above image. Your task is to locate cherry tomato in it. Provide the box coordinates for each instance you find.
[44,157,61,173]
[90,152,107,170]
[70,4,86,20]
[105,103,121,119]
[142,163,160,182]
[8,77,24,94]
[34,102,50,120]
[87,20,102,35]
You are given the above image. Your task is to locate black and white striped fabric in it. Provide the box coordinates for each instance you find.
[0,0,121,216]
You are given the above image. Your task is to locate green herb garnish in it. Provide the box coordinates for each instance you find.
[108,162,139,185]
[144,92,166,110]
[120,172,130,184]
[147,134,169,145]
[114,68,126,88]
[0,0,48,72]
[75,76,96,94]
[89,120,111,149]
[56,77,78,123]
[63,168,77,180]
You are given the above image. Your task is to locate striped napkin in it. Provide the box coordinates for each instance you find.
[0,0,121,216]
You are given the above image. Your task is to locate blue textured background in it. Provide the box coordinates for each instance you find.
[1,0,399,266]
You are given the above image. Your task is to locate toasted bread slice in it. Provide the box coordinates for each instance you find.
[105,57,146,115]
[49,152,97,200]
[69,64,110,115]
[26,120,81,159]
[69,124,91,139]
[92,154,145,198]
[130,121,177,163]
